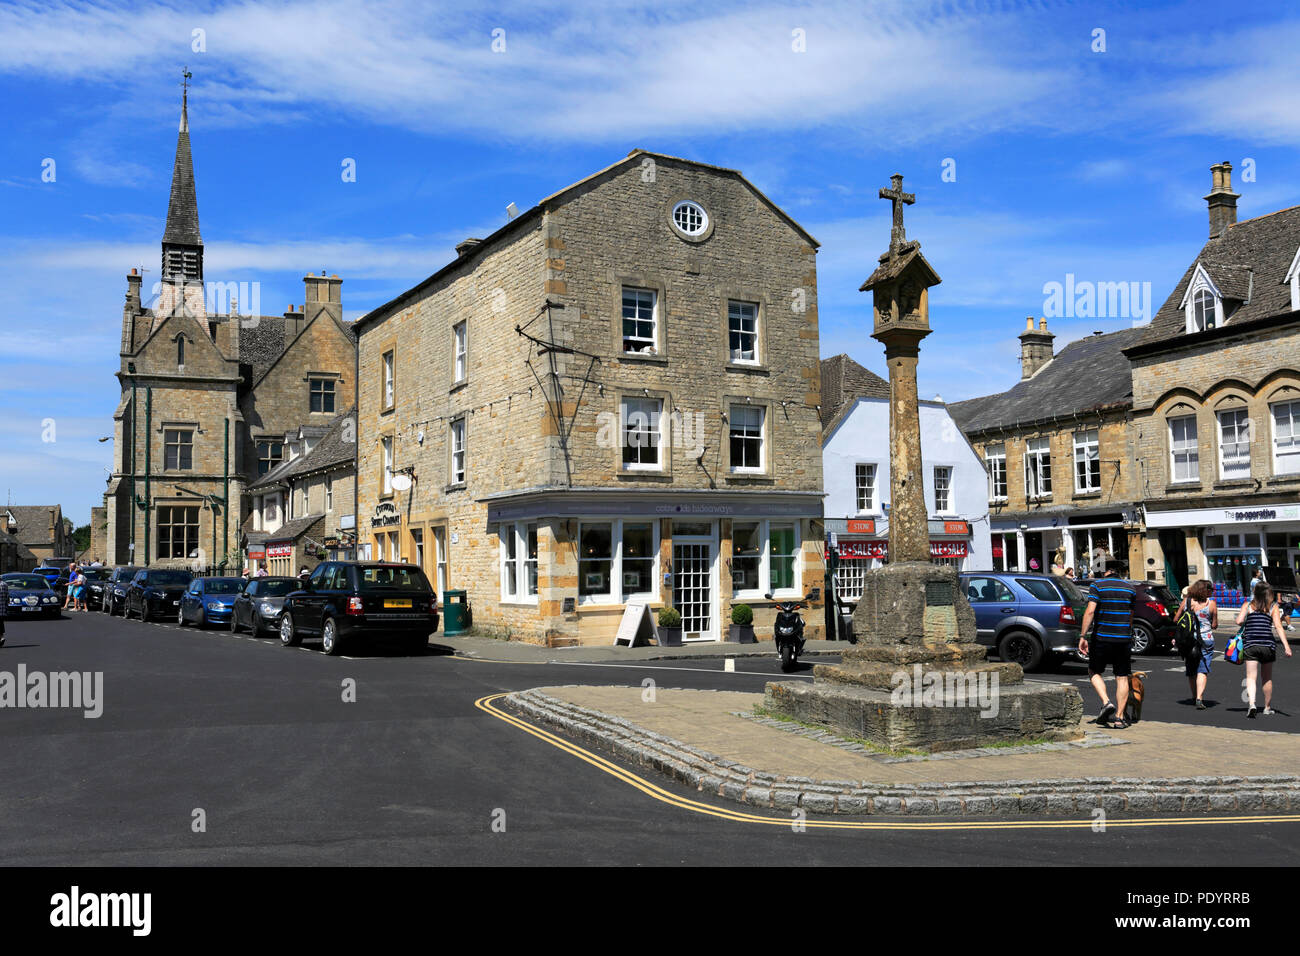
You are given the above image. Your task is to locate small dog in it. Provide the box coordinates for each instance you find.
[1124,671,1148,724]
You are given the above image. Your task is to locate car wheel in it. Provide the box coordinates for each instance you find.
[177,606,187,627]
[409,634,428,655]
[280,612,301,647]
[229,612,240,634]
[321,617,343,656]
[1132,622,1154,655]
[998,630,1044,672]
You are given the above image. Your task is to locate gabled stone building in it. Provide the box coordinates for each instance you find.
[104,89,356,569]
[355,150,825,645]
[1123,163,1300,599]
[2,505,72,567]
[949,321,1146,575]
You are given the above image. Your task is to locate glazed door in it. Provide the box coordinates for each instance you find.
[672,527,718,642]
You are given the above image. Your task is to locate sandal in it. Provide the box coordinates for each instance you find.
[1109,718,1130,729]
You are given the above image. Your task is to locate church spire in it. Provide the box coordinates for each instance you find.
[162,69,202,282]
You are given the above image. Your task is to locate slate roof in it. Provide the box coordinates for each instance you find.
[162,104,201,247]
[264,514,325,543]
[1131,203,1300,350]
[249,411,355,489]
[858,242,941,291]
[820,353,890,432]
[3,506,62,548]
[949,327,1146,434]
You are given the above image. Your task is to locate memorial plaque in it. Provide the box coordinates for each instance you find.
[924,580,954,607]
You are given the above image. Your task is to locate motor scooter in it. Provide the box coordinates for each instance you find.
[765,588,820,672]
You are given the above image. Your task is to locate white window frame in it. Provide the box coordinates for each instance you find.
[1217,408,1252,480]
[1272,400,1300,476]
[1168,415,1199,484]
[728,300,759,365]
[577,518,660,606]
[1182,264,1225,334]
[933,465,954,515]
[450,418,466,485]
[499,521,539,604]
[620,396,663,471]
[728,404,765,473]
[382,436,394,495]
[382,351,395,409]
[325,475,333,511]
[433,527,448,593]
[985,444,1007,502]
[854,462,878,514]
[1024,437,1052,499]
[1073,429,1100,494]
[621,287,658,354]
[453,321,467,384]
[732,519,801,601]
[672,200,708,236]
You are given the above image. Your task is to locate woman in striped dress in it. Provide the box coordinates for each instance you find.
[1235,582,1293,718]
[1177,579,1217,709]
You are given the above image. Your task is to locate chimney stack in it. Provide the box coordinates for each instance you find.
[1205,161,1239,238]
[1019,316,1055,380]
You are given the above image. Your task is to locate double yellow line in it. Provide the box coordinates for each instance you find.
[476,693,1300,831]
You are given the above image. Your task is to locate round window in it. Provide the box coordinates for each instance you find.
[672,200,708,237]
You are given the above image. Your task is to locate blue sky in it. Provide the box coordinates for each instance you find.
[2,0,1299,525]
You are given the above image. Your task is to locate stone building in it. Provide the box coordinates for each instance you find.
[1,505,72,567]
[949,321,1146,575]
[1123,163,1300,600]
[246,410,357,576]
[104,89,356,569]
[820,353,991,595]
[354,150,825,645]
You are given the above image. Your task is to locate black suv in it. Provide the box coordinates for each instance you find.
[124,568,193,622]
[279,562,439,656]
[104,566,143,615]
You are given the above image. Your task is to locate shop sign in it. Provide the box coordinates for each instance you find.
[829,539,968,559]
[846,519,876,534]
[371,502,401,529]
[246,550,265,560]
[266,544,293,559]
[942,521,970,535]
[931,540,968,557]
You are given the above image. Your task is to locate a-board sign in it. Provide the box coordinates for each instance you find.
[614,601,654,647]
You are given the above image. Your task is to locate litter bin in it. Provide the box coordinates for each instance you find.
[442,590,469,635]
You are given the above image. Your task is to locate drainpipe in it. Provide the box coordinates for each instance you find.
[129,382,137,562]
[353,329,360,560]
[223,416,230,570]
[144,387,152,566]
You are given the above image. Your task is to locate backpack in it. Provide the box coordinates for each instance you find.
[1173,607,1201,660]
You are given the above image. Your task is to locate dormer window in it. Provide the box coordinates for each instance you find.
[1181,263,1225,333]
[1286,246,1300,313]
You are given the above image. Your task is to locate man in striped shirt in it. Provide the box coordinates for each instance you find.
[1079,578,1139,728]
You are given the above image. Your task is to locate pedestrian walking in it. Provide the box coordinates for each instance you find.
[0,574,8,647]
[62,562,78,610]
[72,568,88,612]
[1235,581,1293,717]
[1079,576,1140,728]
[1177,579,1217,709]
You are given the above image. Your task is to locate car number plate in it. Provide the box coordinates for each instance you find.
[173,600,181,605]
[384,599,411,608]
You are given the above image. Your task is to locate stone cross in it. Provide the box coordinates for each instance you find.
[879,173,915,255]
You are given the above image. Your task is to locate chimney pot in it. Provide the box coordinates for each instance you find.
[1025,316,1034,331]
[1038,317,1048,332]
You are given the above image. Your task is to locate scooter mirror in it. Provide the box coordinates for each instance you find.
[763,593,773,600]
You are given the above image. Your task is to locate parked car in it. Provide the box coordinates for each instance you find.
[78,568,113,610]
[1,572,63,618]
[960,571,1085,671]
[32,565,70,601]
[230,576,297,636]
[178,576,245,628]
[103,566,143,615]
[279,562,439,656]
[1075,578,1178,654]
[1262,565,1299,625]
[123,568,193,622]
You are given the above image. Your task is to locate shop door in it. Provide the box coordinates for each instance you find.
[672,533,717,642]
[1158,530,1188,592]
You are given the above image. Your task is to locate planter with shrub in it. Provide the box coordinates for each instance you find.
[656,606,683,646]
[728,603,756,643]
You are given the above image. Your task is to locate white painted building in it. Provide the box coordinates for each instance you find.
[820,354,993,603]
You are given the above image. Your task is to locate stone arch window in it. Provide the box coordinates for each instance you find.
[1164,401,1200,484]
[1211,395,1252,480]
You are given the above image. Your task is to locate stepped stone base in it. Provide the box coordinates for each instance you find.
[765,562,1084,751]
[764,679,1085,753]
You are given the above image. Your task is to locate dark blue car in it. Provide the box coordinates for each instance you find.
[2,573,63,618]
[178,576,245,628]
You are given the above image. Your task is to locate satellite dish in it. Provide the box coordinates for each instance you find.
[390,473,413,492]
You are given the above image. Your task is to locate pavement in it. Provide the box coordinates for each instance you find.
[505,683,1300,815]
[435,631,846,663]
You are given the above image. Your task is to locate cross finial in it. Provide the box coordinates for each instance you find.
[879,173,915,255]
